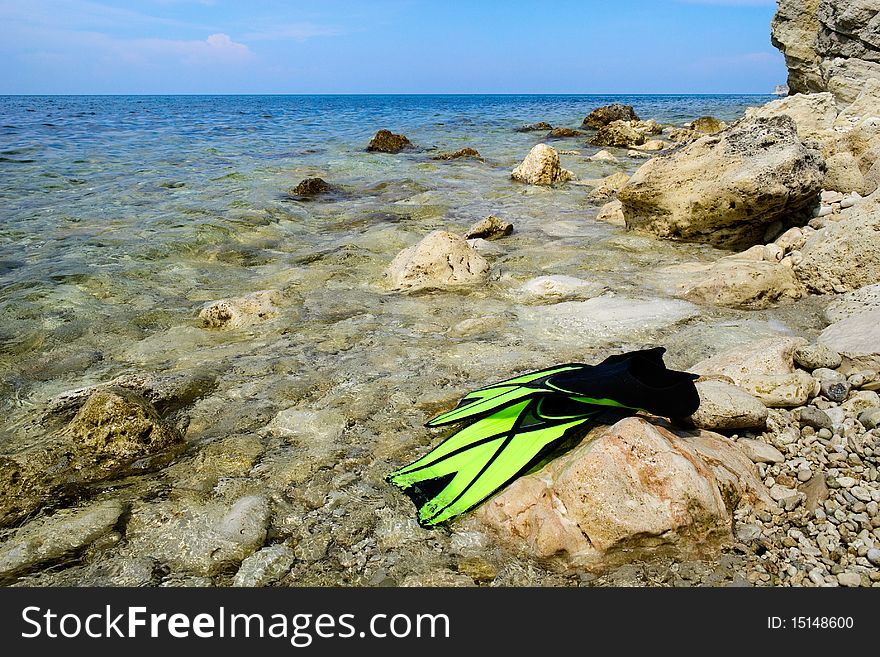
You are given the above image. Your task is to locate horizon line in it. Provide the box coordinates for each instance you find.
[0,91,779,97]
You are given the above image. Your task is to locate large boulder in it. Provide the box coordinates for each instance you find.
[818,309,880,374]
[510,144,573,186]
[772,0,880,106]
[745,93,839,139]
[385,230,490,292]
[476,417,770,567]
[618,116,825,249]
[794,194,880,293]
[688,380,769,431]
[583,103,639,128]
[589,120,646,148]
[367,129,412,153]
[675,256,804,309]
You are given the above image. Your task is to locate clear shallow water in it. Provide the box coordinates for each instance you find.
[0,94,813,585]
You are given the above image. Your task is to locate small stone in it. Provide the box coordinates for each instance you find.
[859,408,880,430]
[851,486,873,502]
[837,476,857,488]
[798,468,813,482]
[735,523,762,542]
[818,428,833,440]
[799,407,834,432]
[867,548,880,566]
[463,215,513,241]
[837,572,862,587]
[794,344,842,371]
[770,484,797,502]
[813,368,850,402]
[456,557,498,583]
[737,438,785,464]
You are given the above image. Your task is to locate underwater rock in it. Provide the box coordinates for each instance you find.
[510,144,573,186]
[587,171,630,202]
[596,199,625,226]
[233,544,296,587]
[582,103,640,128]
[199,290,282,329]
[463,215,513,240]
[514,275,606,304]
[674,256,804,309]
[385,230,490,292]
[0,500,125,581]
[367,129,413,153]
[478,417,770,567]
[432,147,482,161]
[546,127,584,138]
[618,116,825,249]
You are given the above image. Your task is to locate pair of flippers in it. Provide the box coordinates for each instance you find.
[388,347,700,526]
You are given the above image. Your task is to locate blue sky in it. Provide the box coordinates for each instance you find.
[0,0,786,94]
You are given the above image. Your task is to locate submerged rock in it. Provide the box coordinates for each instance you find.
[233,544,295,587]
[0,388,183,528]
[515,122,553,132]
[0,500,125,581]
[596,199,625,226]
[618,116,825,249]
[589,120,646,148]
[199,290,282,329]
[547,127,584,138]
[385,230,490,292]
[510,144,573,186]
[514,275,606,304]
[432,147,482,161]
[587,171,630,202]
[477,417,769,567]
[674,256,804,309]
[583,103,640,128]
[290,177,330,197]
[367,129,413,153]
[463,215,513,240]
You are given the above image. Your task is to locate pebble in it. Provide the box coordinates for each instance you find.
[798,468,813,482]
[858,407,880,430]
[794,344,842,371]
[814,368,850,402]
[837,572,862,587]
[799,407,834,432]
[867,549,880,566]
[737,438,785,464]
[851,486,873,502]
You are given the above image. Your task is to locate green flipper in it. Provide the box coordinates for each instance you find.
[387,348,702,527]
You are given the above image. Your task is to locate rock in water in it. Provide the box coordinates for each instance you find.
[385,230,490,292]
[290,177,330,197]
[463,215,513,240]
[477,417,770,567]
[547,127,583,138]
[233,544,295,587]
[0,500,125,580]
[618,116,825,249]
[587,172,631,202]
[514,275,606,304]
[596,199,625,226]
[690,116,726,134]
[367,129,412,153]
[510,144,573,186]
[515,122,552,132]
[199,290,282,329]
[589,121,646,148]
[432,148,481,161]
[583,103,640,128]
[675,256,804,309]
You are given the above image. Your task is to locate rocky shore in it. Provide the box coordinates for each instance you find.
[1,1,879,588]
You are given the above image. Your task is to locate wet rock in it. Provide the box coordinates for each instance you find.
[736,438,784,464]
[590,120,646,148]
[618,116,825,249]
[463,215,512,241]
[795,196,880,293]
[691,337,816,407]
[596,199,625,226]
[825,284,880,323]
[233,544,296,587]
[794,343,842,370]
[799,406,834,432]
[818,309,880,374]
[583,104,639,129]
[511,144,573,186]
[290,177,330,197]
[477,417,770,567]
[432,147,481,161]
[547,127,583,138]
[587,171,630,202]
[514,275,606,304]
[199,290,282,329]
[366,129,412,153]
[515,122,552,132]
[125,495,270,576]
[688,380,769,430]
[0,500,124,580]
[690,116,726,134]
[385,230,490,292]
